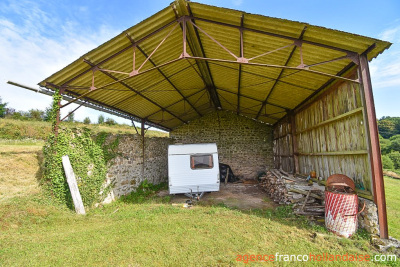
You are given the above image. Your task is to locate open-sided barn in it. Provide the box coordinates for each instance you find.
[38,0,391,238]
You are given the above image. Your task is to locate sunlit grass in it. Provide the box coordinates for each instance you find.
[384,176,400,240]
[0,144,398,266]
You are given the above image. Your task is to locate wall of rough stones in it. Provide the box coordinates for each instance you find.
[170,110,274,179]
[105,134,173,198]
[358,198,380,236]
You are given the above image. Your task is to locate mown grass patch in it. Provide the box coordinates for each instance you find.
[385,176,400,240]
[0,144,398,266]
[0,193,390,266]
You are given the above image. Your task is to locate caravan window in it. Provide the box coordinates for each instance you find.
[190,154,213,169]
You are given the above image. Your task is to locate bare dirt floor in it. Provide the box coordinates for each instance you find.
[160,183,277,210]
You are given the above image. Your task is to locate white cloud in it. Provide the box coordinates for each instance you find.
[232,0,243,7]
[0,0,129,123]
[379,25,400,42]
[370,24,400,90]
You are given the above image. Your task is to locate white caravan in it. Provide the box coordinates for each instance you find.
[168,143,220,198]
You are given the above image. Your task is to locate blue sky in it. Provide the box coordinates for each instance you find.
[0,0,399,126]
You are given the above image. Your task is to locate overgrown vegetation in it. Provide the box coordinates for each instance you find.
[42,127,108,208]
[94,131,121,163]
[379,117,400,175]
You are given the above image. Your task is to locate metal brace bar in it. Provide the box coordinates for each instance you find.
[248,43,294,61]
[60,57,181,109]
[190,16,358,55]
[61,18,181,88]
[305,55,349,68]
[189,20,238,60]
[132,119,140,135]
[187,56,359,83]
[60,100,86,121]
[137,22,180,73]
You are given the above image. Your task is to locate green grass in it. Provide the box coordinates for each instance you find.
[0,143,398,266]
[384,176,400,240]
[0,194,388,267]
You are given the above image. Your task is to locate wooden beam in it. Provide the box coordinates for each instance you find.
[297,150,368,156]
[295,107,363,135]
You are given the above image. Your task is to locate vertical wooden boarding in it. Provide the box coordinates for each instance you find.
[62,155,86,215]
[293,72,372,196]
[273,118,294,173]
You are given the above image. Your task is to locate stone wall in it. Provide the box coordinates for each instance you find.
[358,198,380,236]
[105,134,173,197]
[170,110,274,179]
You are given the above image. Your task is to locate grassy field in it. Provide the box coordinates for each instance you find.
[384,176,400,240]
[0,143,398,266]
[0,118,168,140]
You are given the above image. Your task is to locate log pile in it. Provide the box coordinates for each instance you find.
[259,169,326,220]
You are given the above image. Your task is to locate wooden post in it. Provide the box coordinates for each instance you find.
[359,54,388,239]
[290,112,299,174]
[62,155,86,215]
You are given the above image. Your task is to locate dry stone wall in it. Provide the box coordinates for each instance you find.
[105,134,172,197]
[170,111,274,179]
[105,111,273,198]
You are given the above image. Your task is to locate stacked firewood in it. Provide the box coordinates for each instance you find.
[259,169,326,220]
[258,170,290,204]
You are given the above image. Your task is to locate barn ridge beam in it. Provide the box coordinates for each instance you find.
[174,0,222,109]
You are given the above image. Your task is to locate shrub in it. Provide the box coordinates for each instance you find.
[382,155,395,169]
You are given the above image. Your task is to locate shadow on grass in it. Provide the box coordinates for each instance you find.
[118,182,372,245]
[35,148,44,184]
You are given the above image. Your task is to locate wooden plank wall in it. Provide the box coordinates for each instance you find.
[273,118,294,173]
[295,80,372,194]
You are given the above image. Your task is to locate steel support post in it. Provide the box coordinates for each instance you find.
[359,53,388,239]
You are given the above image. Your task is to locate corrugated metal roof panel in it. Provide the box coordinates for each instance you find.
[39,0,391,130]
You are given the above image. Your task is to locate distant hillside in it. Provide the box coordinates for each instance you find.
[378,116,400,139]
[0,118,168,140]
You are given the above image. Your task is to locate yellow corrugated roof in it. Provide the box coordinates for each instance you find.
[39,0,391,131]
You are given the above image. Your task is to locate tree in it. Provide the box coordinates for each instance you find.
[105,117,117,126]
[379,135,392,155]
[388,151,400,169]
[389,135,400,153]
[44,105,53,121]
[0,97,8,118]
[83,117,91,124]
[98,114,105,124]
[66,111,75,122]
[378,118,396,139]
[28,109,45,121]
[382,155,394,169]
